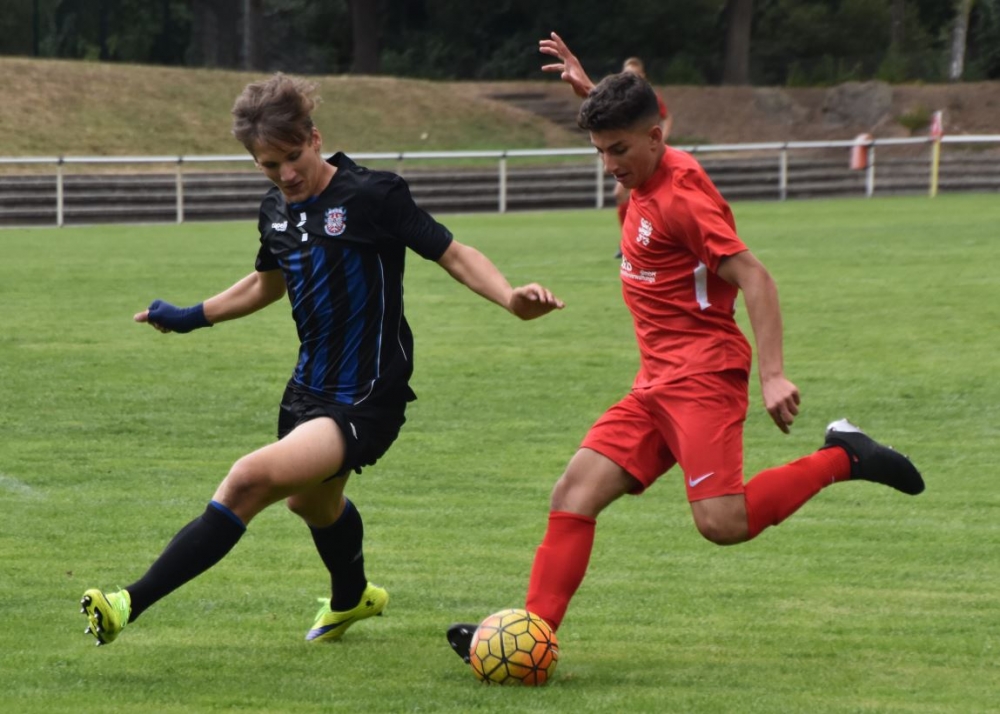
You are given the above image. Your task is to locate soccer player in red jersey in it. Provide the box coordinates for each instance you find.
[447,33,924,661]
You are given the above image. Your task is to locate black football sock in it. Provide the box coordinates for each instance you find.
[125,501,246,622]
[309,498,367,611]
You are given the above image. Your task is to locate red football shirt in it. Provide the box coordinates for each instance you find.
[620,148,752,387]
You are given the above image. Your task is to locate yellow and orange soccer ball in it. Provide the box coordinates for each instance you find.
[468,608,559,686]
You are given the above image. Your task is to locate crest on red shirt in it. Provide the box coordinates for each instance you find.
[325,207,347,236]
[637,217,653,246]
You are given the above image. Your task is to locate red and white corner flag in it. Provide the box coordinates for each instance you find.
[930,110,944,141]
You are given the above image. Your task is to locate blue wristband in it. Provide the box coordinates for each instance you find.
[147,299,212,333]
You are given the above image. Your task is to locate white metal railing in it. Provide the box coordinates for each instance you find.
[1,135,998,227]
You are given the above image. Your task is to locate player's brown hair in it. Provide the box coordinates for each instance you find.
[231,73,318,154]
[578,72,660,133]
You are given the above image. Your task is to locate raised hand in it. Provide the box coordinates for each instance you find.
[539,32,595,98]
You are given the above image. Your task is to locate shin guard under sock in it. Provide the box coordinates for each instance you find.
[126,501,246,621]
[525,511,596,631]
[309,499,367,611]
[744,447,851,539]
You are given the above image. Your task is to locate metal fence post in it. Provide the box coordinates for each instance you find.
[175,157,185,224]
[865,144,876,198]
[595,155,604,208]
[56,157,64,227]
[929,138,942,198]
[499,155,507,213]
[779,146,788,201]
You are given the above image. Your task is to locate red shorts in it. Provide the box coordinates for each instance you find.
[580,370,748,502]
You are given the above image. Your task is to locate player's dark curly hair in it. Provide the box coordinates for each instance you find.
[231,73,318,153]
[578,72,660,132]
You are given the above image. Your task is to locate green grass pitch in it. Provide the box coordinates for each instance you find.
[1,194,998,712]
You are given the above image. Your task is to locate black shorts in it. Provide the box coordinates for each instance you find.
[277,384,408,479]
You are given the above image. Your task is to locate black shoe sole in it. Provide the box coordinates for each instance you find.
[446,623,476,664]
[825,421,925,495]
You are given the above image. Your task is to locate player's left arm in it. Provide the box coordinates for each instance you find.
[717,250,800,433]
[437,240,565,321]
[375,176,563,320]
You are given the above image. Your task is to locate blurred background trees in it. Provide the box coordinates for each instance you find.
[1,0,998,83]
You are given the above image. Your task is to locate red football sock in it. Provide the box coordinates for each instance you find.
[744,447,851,539]
[525,511,596,631]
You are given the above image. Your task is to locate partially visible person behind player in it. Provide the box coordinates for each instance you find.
[612,57,672,257]
[447,32,923,662]
[622,57,672,142]
[80,72,564,647]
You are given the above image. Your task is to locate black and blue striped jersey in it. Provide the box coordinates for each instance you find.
[255,153,453,406]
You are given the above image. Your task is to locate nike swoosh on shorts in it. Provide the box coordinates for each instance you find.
[688,472,715,487]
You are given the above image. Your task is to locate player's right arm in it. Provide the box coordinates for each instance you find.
[135,269,286,333]
[716,251,800,433]
[539,32,596,98]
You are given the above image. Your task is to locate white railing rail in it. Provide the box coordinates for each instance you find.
[1,135,998,226]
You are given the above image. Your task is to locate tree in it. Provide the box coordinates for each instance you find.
[241,0,263,70]
[967,0,1000,78]
[189,0,241,68]
[33,0,42,55]
[150,0,191,66]
[0,0,37,56]
[349,0,383,74]
[891,0,906,46]
[9,0,986,84]
[949,0,975,80]
[722,0,753,84]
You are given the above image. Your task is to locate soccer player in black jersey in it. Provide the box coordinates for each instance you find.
[80,73,564,646]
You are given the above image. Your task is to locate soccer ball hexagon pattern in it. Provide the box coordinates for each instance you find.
[469,608,559,686]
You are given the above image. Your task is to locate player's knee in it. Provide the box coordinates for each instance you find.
[548,472,578,512]
[549,471,610,518]
[222,456,275,509]
[285,494,308,517]
[693,513,748,546]
[285,493,337,524]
